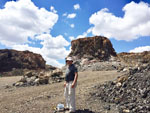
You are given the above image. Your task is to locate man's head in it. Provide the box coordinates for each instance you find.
[66,57,73,65]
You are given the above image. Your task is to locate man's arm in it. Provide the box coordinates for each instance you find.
[72,72,78,88]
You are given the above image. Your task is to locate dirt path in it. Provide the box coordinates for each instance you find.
[0,71,120,113]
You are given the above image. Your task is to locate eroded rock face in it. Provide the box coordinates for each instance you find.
[0,49,46,72]
[118,51,150,67]
[69,36,117,60]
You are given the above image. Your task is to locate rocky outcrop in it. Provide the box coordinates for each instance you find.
[0,49,46,72]
[65,36,119,71]
[118,51,150,67]
[69,36,117,60]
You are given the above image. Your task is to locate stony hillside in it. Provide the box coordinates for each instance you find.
[91,63,150,113]
[118,51,150,67]
[0,49,65,86]
[67,36,150,72]
[0,49,46,72]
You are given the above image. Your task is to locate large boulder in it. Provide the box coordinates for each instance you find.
[0,49,46,72]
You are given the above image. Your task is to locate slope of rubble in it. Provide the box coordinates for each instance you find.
[91,64,150,113]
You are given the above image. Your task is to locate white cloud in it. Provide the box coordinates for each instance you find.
[74,4,80,10]
[70,24,75,28]
[129,46,150,53]
[0,0,58,46]
[76,33,87,39]
[12,44,41,54]
[12,44,64,67]
[76,27,93,39]
[64,33,68,36]
[62,12,67,16]
[36,34,69,49]
[50,6,57,13]
[0,0,70,67]
[13,34,70,67]
[67,13,76,19]
[89,1,150,41]
[69,36,75,41]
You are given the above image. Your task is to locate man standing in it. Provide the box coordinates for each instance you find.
[64,57,78,113]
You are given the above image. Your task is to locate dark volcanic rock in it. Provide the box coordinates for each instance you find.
[91,64,150,113]
[69,36,117,60]
[0,49,46,72]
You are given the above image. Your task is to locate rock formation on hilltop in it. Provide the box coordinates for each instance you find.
[69,36,117,60]
[66,36,150,72]
[0,49,46,72]
[65,36,120,71]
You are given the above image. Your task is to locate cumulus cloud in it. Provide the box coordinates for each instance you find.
[13,34,70,67]
[0,0,58,46]
[67,13,76,19]
[70,24,75,28]
[50,6,57,13]
[89,1,150,41]
[69,36,75,41]
[62,12,67,17]
[76,27,93,39]
[129,46,150,53]
[0,0,69,67]
[74,4,80,10]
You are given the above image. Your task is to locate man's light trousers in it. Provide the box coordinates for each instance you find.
[64,81,76,112]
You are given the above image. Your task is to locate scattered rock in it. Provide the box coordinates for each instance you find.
[13,69,64,87]
[90,64,150,113]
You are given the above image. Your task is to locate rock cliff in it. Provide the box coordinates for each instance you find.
[0,49,46,72]
[69,36,117,60]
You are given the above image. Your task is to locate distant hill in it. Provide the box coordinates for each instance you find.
[0,49,46,72]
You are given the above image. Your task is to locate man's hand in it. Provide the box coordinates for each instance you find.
[71,83,75,88]
[64,82,66,87]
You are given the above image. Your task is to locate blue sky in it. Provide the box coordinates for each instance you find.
[0,0,150,67]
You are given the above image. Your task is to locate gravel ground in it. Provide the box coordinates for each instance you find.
[0,71,120,113]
